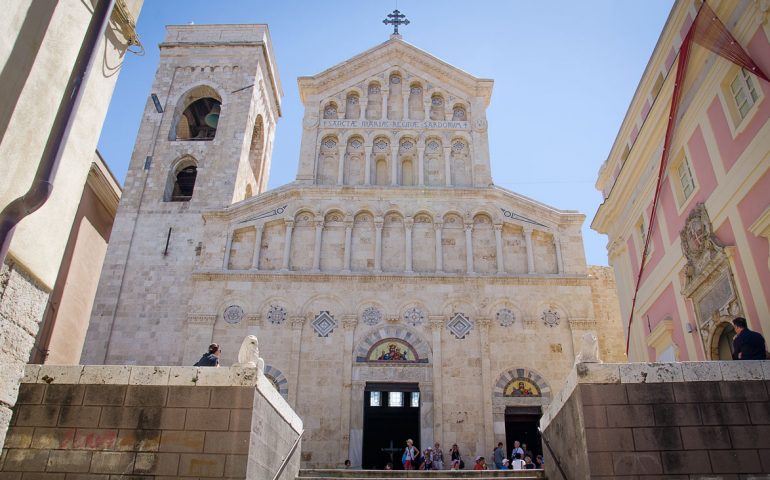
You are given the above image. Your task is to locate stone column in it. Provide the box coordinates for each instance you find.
[402,84,409,120]
[364,145,372,185]
[340,316,357,462]
[417,145,425,186]
[223,231,232,269]
[381,88,388,120]
[251,225,264,270]
[281,220,294,271]
[477,318,494,453]
[405,218,414,272]
[554,233,563,274]
[359,94,367,120]
[434,222,444,273]
[523,227,535,274]
[288,316,305,407]
[349,381,366,467]
[374,218,383,272]
[465,223,474,273]
[312,219,323,272]
[343,220,353,272]
[428,317,444,446]
[423,101,431,121]
[444,146,452,186]
[419,381,435,450]
[337,144,346,185]
[494,224,504,274]
[391,148,399,186]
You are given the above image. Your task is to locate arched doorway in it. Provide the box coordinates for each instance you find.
[712,321,736,360]
[349,326,432,469]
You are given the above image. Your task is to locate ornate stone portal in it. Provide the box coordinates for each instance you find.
[680,203,743,359]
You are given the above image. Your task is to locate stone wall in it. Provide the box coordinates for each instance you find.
[0,365,302,479]
[541,361,770,479]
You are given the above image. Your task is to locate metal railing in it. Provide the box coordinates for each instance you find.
[539,427,569,480]
[271,429,304,480]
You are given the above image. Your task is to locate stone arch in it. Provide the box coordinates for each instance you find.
[322,101,338,119]
[290,210,317,271]
[366,81,382,120]
[345,135,366,185]
[372,135,391,186]
[442,212,466,273]
[452,103,468,121]
[165,155,199,202]
[300,293,345,319]
[472,212,496,273]
[317,135,339,185]
[263,365,289,400]
[450,137,471,186]
[321,209,346,272]
[387,72,403,120]
[429,92,446,120]
[440,297,479,319]
[423,137,444,186]
[408,81,424,120]
[351,210,375,272]
[345,91,360,120]
[708,320,736,360]
[353,325,432,363]
[493,367,552,401]
[169,84,223,141]
[399,137,417,186]
[382,211,405,272]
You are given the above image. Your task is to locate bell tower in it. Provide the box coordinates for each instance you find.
[82,24,282,364]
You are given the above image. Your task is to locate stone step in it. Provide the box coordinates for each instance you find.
[297,469,546,479]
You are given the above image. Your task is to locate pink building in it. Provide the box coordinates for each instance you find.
[593,1,770,361]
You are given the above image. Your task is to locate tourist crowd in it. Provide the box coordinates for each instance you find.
[391,439,544,470]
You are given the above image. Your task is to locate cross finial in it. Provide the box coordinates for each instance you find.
[383,9,409,36]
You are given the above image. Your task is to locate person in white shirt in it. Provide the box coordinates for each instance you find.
[511,453,526,470]
[510,440,524,461]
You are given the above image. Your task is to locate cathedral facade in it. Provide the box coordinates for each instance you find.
[83,24,625,468]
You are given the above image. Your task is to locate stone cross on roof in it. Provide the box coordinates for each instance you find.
[383,9,409,36]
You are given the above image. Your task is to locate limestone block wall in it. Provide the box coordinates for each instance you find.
[541,361,770,479]
[0,365,302,480]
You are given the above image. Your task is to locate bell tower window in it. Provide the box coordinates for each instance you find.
[176,98,220,141]
[171,166,197,201]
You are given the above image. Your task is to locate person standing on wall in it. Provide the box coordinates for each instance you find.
[194,343,221,366]
[732,317,767,360]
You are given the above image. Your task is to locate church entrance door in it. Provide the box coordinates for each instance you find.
[361,382,420,470]
[505,406,542,460]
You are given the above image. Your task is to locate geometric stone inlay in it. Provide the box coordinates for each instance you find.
[403,307,424,327]
[541,308,560,328]
[362,306,382,326]
[223,305,244,325]
[267,305,287,325]
[312,310,337,337]
[447,312,472,339]
[497,308,515,327]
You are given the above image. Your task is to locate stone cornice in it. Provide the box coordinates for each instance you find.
[297,38,493,105]
[191,269,592,287]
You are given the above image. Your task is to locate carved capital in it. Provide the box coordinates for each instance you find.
[289,316,305,330]
[476,317,492,329]
[246,314,262,327]
[428,316,445,331]
[385,315,400,325]
[187,314,217,326]
[404,218,414,229]
[433,222,444,230]
[464,223,474,232]
[284,219,294,228]
[493,224,503,232]
[342,315,358,330]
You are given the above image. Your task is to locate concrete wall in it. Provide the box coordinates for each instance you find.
[541,361,770,479]
[0,365,302,479]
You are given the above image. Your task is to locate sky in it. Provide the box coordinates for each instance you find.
[97,0,675,266]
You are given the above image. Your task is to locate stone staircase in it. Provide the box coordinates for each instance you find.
[297,469,546,480]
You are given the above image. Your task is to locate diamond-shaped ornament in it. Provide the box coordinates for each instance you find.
[312,311,337,337]
[448,313,472,339]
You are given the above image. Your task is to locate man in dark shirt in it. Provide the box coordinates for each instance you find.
[732,317,767,360]
[194,343,221,366]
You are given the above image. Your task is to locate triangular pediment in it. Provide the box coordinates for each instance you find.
[298,36,493,104]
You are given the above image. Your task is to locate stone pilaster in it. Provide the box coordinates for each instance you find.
[465,223,474,273]
[477,317,494,454]
[340,315,357,461]
[434,222,444,272]
[281,220,294,271]
[494,224,504,274]
[524,227,535,274]
[288,315,305,407]
[428,316,444,446]
[405,218,414,272]
[251,225,263,270]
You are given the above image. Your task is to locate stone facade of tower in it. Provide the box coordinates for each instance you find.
[83,27,625,468]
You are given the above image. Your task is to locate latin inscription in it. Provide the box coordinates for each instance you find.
[321,119,470,130]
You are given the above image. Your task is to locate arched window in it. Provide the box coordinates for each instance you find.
[430,94,445,121]
[452,104,467,121]
[169,85,222,141]
[323,102,338,119]
[345,93,360,119]
[171,166,197,201]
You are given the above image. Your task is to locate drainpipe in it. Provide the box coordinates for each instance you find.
[0,0,117,266]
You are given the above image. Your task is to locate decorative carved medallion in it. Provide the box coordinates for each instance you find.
[223,305,244,325]
[312,311,337,337]
[362,306,382,326]
[452,106,466,121]
[541,309,560,328]
[403,307,424,327]
[497,308,515,327]
[451,140,465,153]
[374,139,389,150]
[267,305,287,325]
[322,138,337,149]
[680,203,725,289]
[368,84,380,95]
[349,139,363,149]
[431,96,443,106]
[448,312,472,339]
[426,140,440,152]
[400,140,414,151]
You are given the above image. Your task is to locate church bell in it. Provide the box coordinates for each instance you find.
[204,104,220,128]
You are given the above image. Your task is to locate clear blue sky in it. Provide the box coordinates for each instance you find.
[97,0,674,266]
